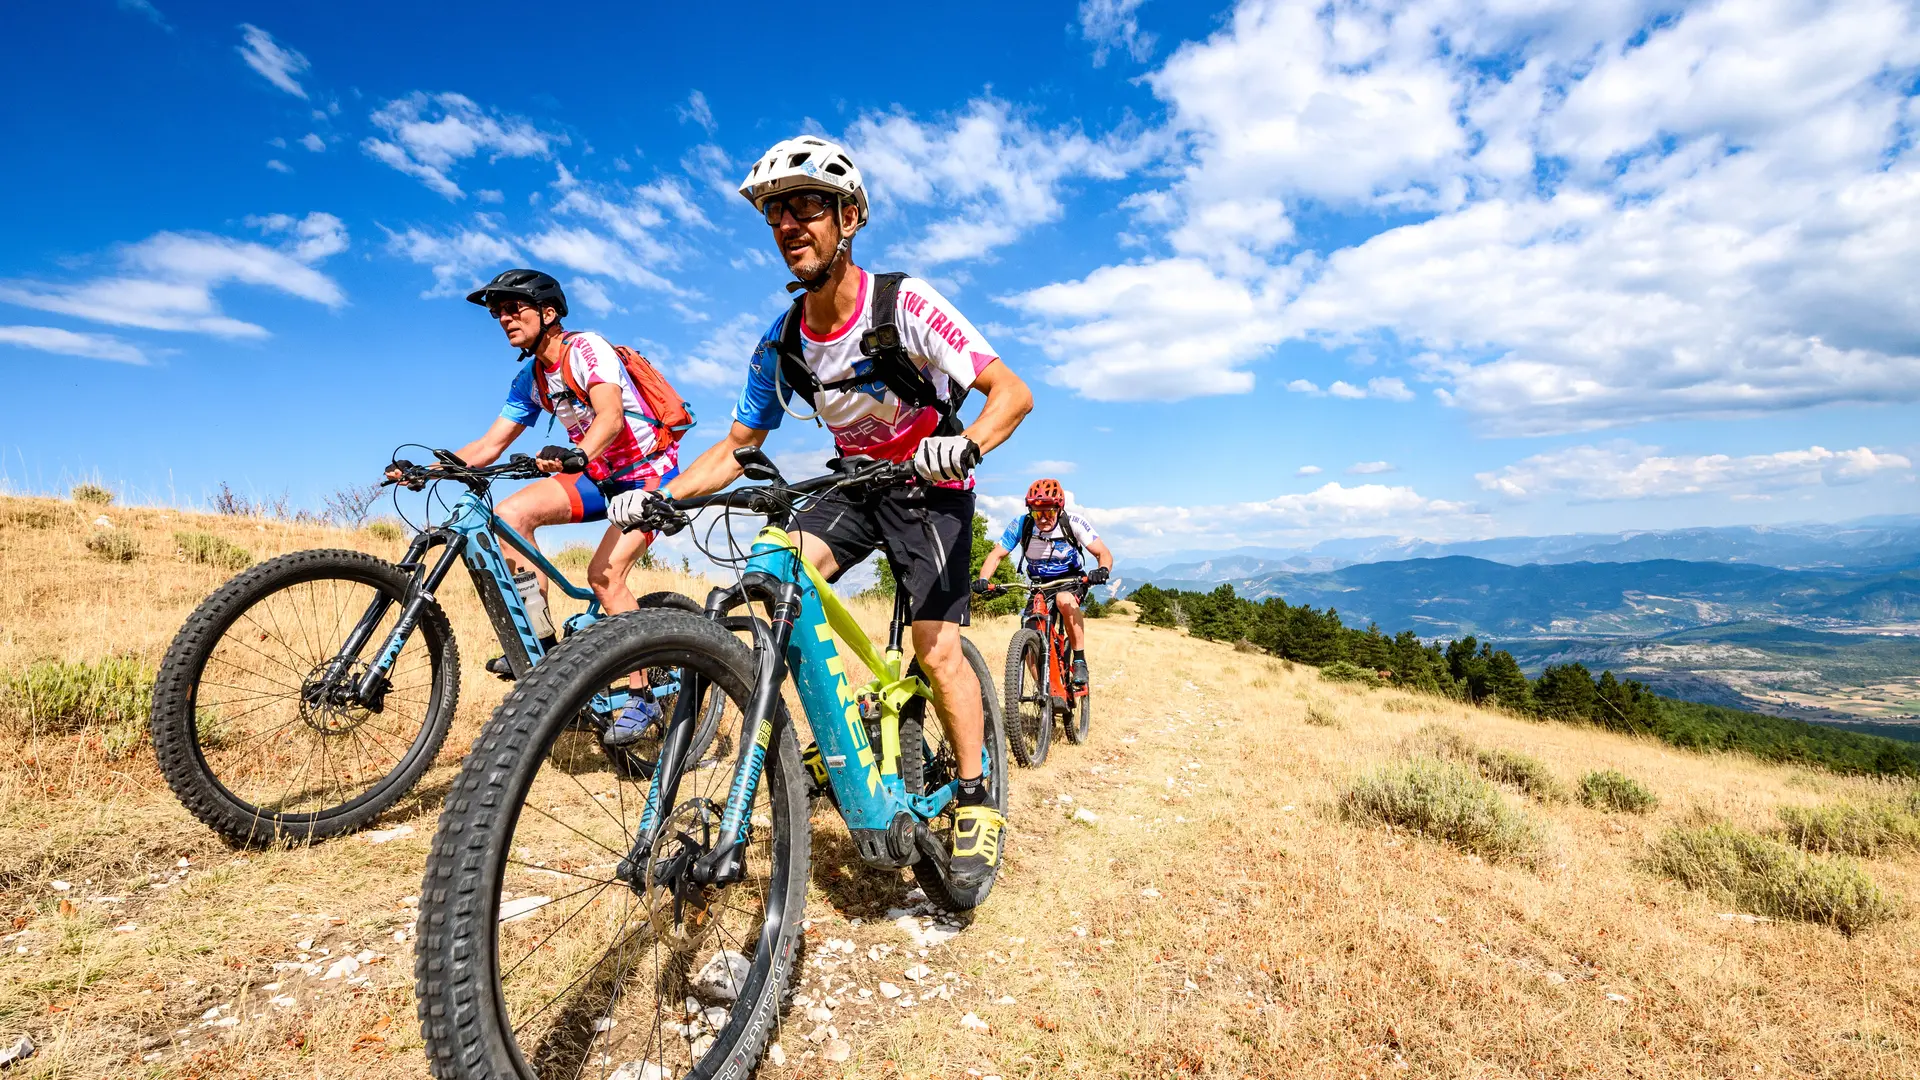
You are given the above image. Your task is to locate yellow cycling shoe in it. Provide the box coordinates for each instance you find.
[948,804,1005,891]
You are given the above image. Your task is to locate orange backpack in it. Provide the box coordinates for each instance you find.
[533,332,696,448]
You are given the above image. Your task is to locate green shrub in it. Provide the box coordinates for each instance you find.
[364,520,405,543]
[2,656,153,738]
[1402,722,1477,762]
[70,483,113,506]
[86,530,141,562]
[1649,824,1896,934]
[175,530,252,571]
[1577,769,1660,813]
[1477,747,1567,802]
[1339,756,1543,862]
[1303,700,1342,728]
[1320,660,1383,687]
[552,544,595,570]
[1777,792,1920,857]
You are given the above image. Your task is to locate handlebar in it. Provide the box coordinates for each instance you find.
[382,450,552,493]
[626,456,916,535]
[976,576,1090,598]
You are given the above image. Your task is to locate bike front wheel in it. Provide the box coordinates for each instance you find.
[416,609,809,1080]
[901,636,1008,910]
[150,548,459,846]
[1002,627,1052,767]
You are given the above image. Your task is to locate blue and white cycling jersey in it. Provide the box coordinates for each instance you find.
[998,513,1098,579]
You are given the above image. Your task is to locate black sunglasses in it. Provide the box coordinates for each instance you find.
[487,297,532,318]
[761,191,838,226]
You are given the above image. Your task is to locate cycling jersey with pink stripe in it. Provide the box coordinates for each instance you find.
[732,270,1000,484]
[500,331,680,488]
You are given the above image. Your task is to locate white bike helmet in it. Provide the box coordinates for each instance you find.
[738,136,869,227]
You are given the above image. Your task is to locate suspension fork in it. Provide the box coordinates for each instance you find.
[350,533,465,703]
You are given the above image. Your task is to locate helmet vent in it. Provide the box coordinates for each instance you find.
[786,152,812,168]
[824,162,846,176]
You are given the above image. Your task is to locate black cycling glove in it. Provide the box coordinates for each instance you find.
[537,445,588,474]
[971,578,995,595]
[1087,566,1110,585]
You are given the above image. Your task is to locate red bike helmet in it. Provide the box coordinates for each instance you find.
[1025,478,1065,509]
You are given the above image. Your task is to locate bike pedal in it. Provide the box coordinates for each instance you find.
[485,656,516,682]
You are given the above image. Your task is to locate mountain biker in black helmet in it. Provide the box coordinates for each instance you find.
[386,268,682,741]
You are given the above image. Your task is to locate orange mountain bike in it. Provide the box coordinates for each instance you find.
[982,575,1092,766]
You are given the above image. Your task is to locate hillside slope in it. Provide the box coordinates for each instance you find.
[3,495,1919,1078]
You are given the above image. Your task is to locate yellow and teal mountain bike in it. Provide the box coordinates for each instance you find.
[413,451,1007,1080]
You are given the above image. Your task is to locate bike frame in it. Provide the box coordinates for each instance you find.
[635,524,967,882]
[1022,579,1087,705]
[323,487,626,712]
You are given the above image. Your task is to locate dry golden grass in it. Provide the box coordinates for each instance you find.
[2,493,1919,1077]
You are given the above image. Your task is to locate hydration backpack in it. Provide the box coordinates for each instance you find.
[770,272,968,436]
[1015,512,1085,574]
[532,332,697,447]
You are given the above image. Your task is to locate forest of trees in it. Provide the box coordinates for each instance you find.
[1126,581,1920,777]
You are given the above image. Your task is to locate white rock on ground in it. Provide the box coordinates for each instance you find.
[1071,808,1099,824]
[903,963,931,982]
[366,824,415,844]
[321,956,360,981]
[823,1039,852,1063]
[0,1035,34,1067]
[497,896,552,923]
[767,1043,786,1066]
[959,1012,990,1032]
[878,982,902,999]
[694,951,752,1002]
[607,1063,667,1080]
[1139,887,1161,899]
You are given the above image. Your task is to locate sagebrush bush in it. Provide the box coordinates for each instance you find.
[1339,756,1543,862]
[1303,700,1342,728]
[1649,824,1896,934]
[1578,769,1659,813]
[1477,747,1567,802]
[86,530,141,562]
[1320,660,1383,687]
[70,483,113,506]
[175,530,252,570]
[1401,722,1477,762]
[1777,792,1920,857]
[364,520,405,543]
[552,544,595,570]
[3,505,67,530]
[2,656,153,738]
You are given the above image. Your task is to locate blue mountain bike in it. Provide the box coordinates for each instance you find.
[413,451,1007,1080]
[150,450,719,846]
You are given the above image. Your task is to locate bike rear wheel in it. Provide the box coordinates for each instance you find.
[1002,627,1052,767]
[416,610,808,1080]
[901,637,1007,910]
[151,549,458,846]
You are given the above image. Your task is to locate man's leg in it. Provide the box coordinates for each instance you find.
[1056,586,1090,686]
[586,522,647,615]
[910,619,983,782]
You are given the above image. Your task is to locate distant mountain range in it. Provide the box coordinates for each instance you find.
[1131,556,1920,639]
[1118,516,1920,584]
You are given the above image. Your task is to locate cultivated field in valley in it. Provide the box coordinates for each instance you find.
[3,493,1919,1079]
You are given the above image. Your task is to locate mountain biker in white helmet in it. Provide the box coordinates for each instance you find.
[610,134,1034,896]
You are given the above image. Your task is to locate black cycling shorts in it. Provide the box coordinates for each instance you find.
[794,484,974,625]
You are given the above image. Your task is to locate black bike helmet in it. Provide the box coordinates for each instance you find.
[466,268,568,319]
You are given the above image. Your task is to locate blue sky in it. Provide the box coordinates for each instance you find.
[3,0,1917,562]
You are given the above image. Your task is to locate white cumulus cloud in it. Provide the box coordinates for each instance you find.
[0,325,147,365]
[236,24,310,99]
[1008,0,1920,432]
[1080,0,1157,67]
[1478,442,1913,501]
[0,213,348,338]
[363,92,563,199]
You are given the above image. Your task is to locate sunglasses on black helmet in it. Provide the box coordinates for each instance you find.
[486,296,533,318]
[761,191,838,226]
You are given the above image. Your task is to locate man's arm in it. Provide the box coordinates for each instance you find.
[977,543,1010,582]
[663,421,770,500]
[1085,536,1114,572]
[452,417,526,468]
[960,361,1032,455]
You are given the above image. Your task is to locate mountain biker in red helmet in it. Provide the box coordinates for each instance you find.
[976,478,1113,687]
[386,268,680,743]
